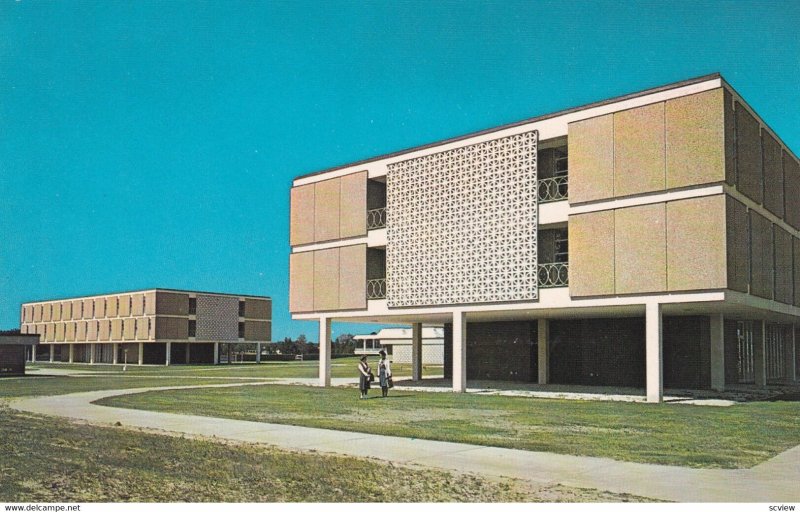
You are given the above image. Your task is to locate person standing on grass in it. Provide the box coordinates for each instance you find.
[378,350,392,398]
[358,355,372,399]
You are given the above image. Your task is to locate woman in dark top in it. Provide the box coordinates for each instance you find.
[358,355,371,399]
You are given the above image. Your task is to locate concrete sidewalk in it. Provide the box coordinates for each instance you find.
[9,382,800,503]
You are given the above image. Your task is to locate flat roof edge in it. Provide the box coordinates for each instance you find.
[21,288,272,306]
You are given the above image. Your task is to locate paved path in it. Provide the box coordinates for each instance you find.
[9,382,799,502]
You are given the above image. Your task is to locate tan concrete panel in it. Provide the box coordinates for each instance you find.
[794,238,800,307]
[726,197,750,293]
[244,320,269,341]
[55,322,65,342]
[615,203,667,294]
[290,184,316,246]
[666,89,725,189]
[33,304,42,322]
[50,303,61,321]
[750,211,774,300]
[65,322,76,342]
[122,318,136,340]
[136,318,149,340]
[71,300,82,320]
[155,317,188,340]
[339,171,368,239]
[784,151,800,230]
[762,132,784,219]
[289,251,315,313]
[95,298,106,318]
[87,320,98,341]
[47,323,56,342]
[774,226,793,305]
[76,321,87,341]
[244,298,271,320]
[314,177,341,242]
[724,89,736,185]
[568,114,614,203]
[42,303,52,322]
[24,305,33,323]
[339,244,367,310]
[119,295,131,317]
[667,195,727,291]
[735,104,763,203]
[614,103,666,197]
[130,293,143,316]
[155,291,190,315]
[111,319,123,340]
[314,247,340,311]
[569,210,615,297]
[81,299,92,319]
[35,324,43,336]
[144,291,156,315]
[98,320,110,341]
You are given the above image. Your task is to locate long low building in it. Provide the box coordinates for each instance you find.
[20,289,271,365]
[0,334,39,377]
[355,327,444,365]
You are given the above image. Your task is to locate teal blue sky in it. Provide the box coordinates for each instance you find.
[1,0,799,340]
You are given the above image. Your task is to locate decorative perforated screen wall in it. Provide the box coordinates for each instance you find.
[196,295,239,341]
[386,130,538,307]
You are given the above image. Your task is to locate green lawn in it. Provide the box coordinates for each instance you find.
[99,383,800,469]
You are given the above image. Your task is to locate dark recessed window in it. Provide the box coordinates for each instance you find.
[188,320,196,338]
[189,298,197,315]
[238,301,246,317]
[238,322,245,338]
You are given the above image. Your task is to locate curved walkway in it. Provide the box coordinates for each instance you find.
[9,382,800,503]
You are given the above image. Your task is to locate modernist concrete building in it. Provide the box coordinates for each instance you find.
[20,289,271,365]
[355,327,444,365]
[289,73,800,402]
[0,334,39,377]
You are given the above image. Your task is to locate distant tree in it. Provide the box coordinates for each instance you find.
[0,329,21,335]
[333,334,356,355]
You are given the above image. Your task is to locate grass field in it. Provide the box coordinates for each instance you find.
[99,383,800,469]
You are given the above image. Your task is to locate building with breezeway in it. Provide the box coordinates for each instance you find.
[288,73,800,402]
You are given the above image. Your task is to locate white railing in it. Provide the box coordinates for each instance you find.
[367,279,386,299]
[538,262,569,288]
[538,176,568,203]
[367,208,386,230]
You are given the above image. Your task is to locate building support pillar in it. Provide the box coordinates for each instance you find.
[709,313,725,391]
[30,345,36,363]
[786,326,796,383]
[411,323,422,381]
[89,344,95,365]
[538,319,549,385]
[68,344,74,364]
[138,342,144,365]
[112,343,118,365]
[319,317,332,387]
[754,321,767,388]
[186,343,191,364]
[452,311,467,393]
[213,342,219,365]
[645,302,663,403]
[49,345,55,363]
[165,342,171,366]
[256,343,262,364]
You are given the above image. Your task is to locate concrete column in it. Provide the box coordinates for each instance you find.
[165,342,171,366]
[645,302,663,403]
[31,345,36,363]
[138,342,144,365]
[256,343,262,364]
[537,319,549,385]
[452,311,467,393]
[68,344,74,364]
[112,343,118,365]
[786,326,796,383]
[411,323,422,381]
[49,345,55,363]
[709,313,725,391]
[186,343,191,364]
[89,344,95,365]
[213,342,219,365]
[754,321,767,387]
[319,317,332,387]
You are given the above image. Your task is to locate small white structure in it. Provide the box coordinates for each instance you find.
[354,327,444,365]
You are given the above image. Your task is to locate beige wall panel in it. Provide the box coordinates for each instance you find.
[123,318,135,340]
[111,319,123,340]
[750,211,774,300]
[82,299,93,319]
[569,210,615,297]
[95,298,106,318]
[726,197,750,293]
[35,324,43,336]
[71,300,82,320]
[762,132,784,219]
[98,320,110,341]
[794,238,800,307]
[244,298,271,320]
[290,184,316,246]
[568,114,614,203]
[136,318,149,340]
[339,244,367,310]
[784,152,800,230]
[24,305,33,323]
[289,252,315,313]
[666,89,725,189]
[735,104,763,204]
[65,322,76,342]
[62,301,72,320]
[724,89,736,185]
[774,226,793,305]
[339,171,368,239]
[313,247,340,311]
[119,295,131,317]
[155,291,190,315]
[33,304,42,322]
[55,322,65,342]
[155,317,189,340]
[667,195,727,291]
[76,321,87,341]
[144,291,156,315]
[244,320,269,341]
[314,178,341,242]
[46,324,55,342]
[42,303,52,322]
[614,103,666,197]
[105,297,116,317]
[87,320,98,341]
[131,294,144,316]
[615,203,667,294]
